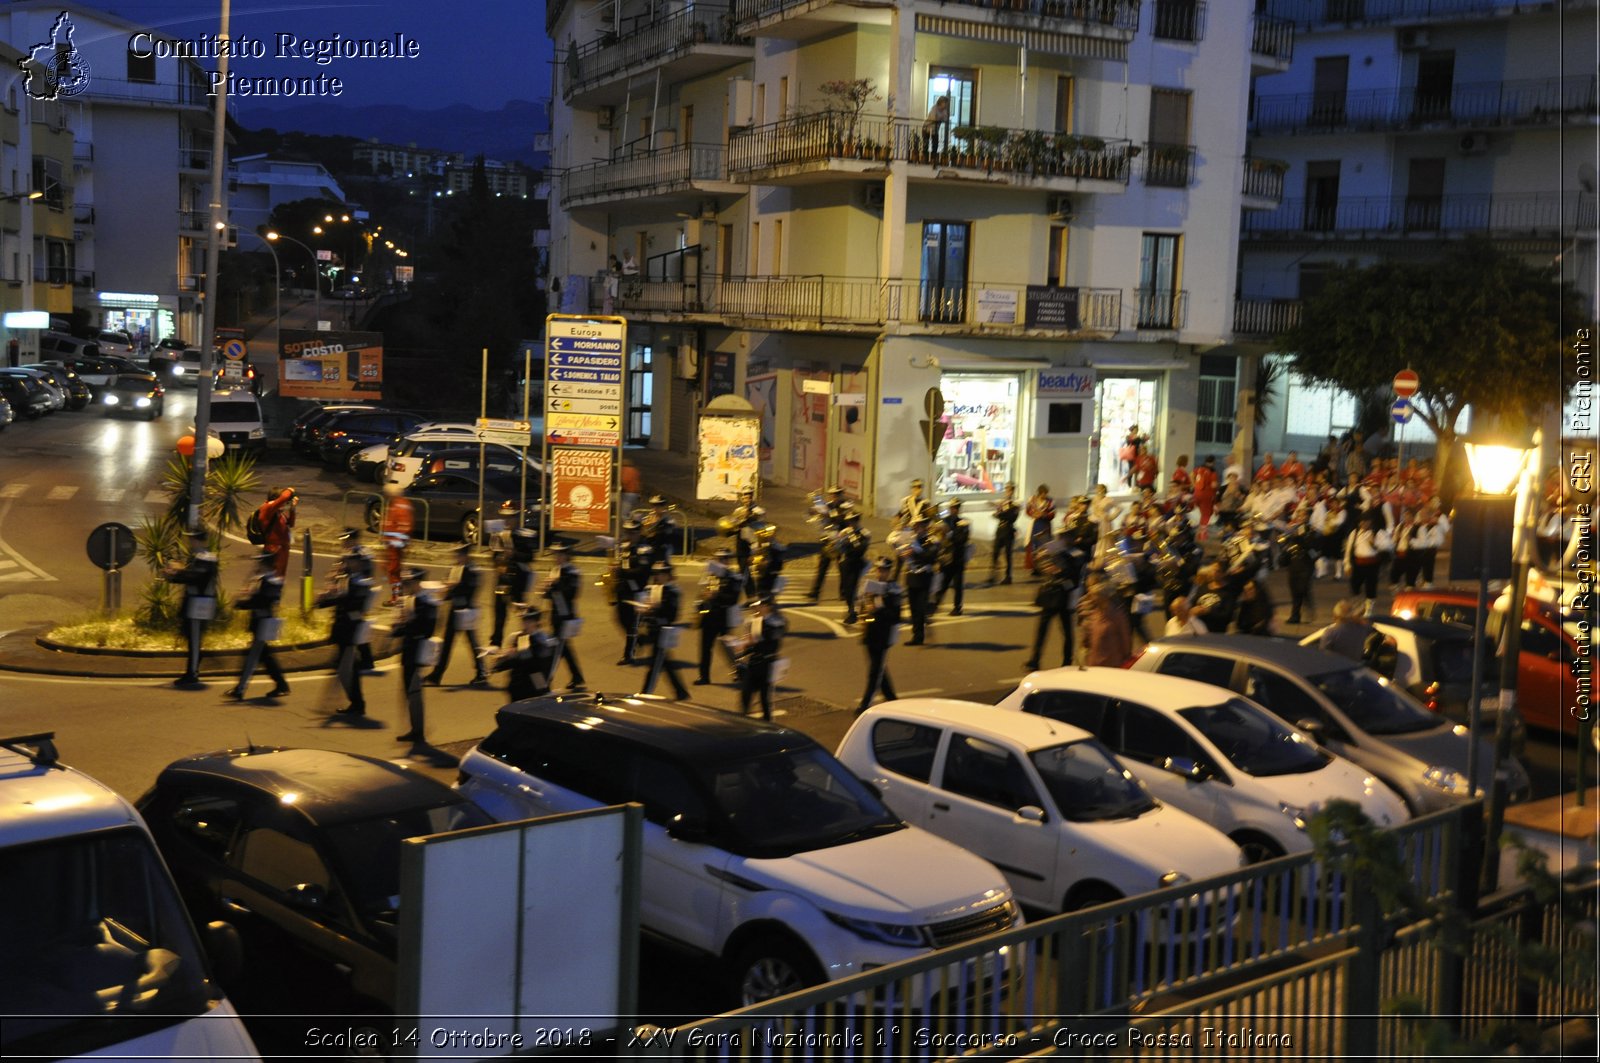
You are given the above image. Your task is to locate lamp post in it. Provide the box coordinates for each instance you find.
[238,230,281,360]
[266,231,321,328]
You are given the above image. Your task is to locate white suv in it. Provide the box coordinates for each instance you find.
[455,695,1020,1006]
[838,699,1244,915]
[0,732,259,1061]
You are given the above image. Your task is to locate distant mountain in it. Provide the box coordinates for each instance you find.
[238,100,549,167]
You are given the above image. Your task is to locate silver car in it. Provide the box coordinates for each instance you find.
[1131,634,1531,815]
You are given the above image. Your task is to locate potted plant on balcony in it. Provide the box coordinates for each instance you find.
[819,78,881,156]
[950,126,978,166]
[1007,130,1053,175]
[975,126,1009,171]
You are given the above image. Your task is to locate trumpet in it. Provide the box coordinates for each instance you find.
[641,510,661,541]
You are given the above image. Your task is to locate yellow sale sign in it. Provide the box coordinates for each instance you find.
[550,446,614,533]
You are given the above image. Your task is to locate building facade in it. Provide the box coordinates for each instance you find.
[228,154,348,238]
[547,0,1294,515]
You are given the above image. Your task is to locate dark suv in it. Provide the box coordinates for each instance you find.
[316,410,426,468]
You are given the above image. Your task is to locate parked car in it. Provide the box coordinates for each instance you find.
[383,431,532,488]
[1393,587,1596,745]
[148,337,191,375]
[0,369,58,415]
[1,367,66,412]
[456,693,1021,1006]
[839,699,1244,915]
[40,354,117,394]
[1129,634,1530,815]
[289,402,379,455]
[365,467,541,543]
[316,410,427,469]
[22,363,92,410]
[102,367,166,419]
[206,388,267,453]
[136,746,492,1019]
[95,328,137,355]
[0,393,13,429]
[36,330,102,365]
[2,732,260,1062]
[996,667,1409,863]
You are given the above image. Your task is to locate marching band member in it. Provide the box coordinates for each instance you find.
[855,557,904,714]
[639,561,690,699]
[494,603,557,702]
[933,497,972,615]
[835,505,871,624]
[318,541,374,716]
[990,482,1020,585]
[611,521,650,664]
[542,541,588,691]
[396,569,439,749]
[901,515,936,645]
[229,550,289,700]
[643,494,680,562]
[735,596,787,721]
[425,541,489,688]
[696,547,745,685]
[806,485,846,601]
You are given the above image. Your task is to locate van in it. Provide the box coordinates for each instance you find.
[206,387,267,453]
[0,732,260,1061]
[37,330,102,362]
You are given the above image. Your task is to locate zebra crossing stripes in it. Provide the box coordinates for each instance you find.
[0,484,25,499]
[0,482,163,504]
[0,558,30,581]
[46,486,79,501]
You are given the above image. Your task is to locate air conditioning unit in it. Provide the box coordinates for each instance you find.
[861,185,885,209]
[1398,28,1430,50]
[727,77,754,130]
[1048,195,1075,220]
[596,105,616,130]
[700,199,719,219]
[1458,132,1489,155]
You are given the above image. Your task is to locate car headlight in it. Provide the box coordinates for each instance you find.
[1279,802,1309,831]
[1421,766,1471,795]
[249,427,265,439]
[172,365,185,375]
[825,912,929,949]
[1159,871,1190,888]
[103,393,120,405]
[135,396,151,408]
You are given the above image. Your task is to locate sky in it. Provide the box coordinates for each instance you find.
[99,0,554,116]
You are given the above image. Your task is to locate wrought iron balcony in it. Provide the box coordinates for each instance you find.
[732,0,1143,38]
[1134,287,1187,330]
[1251,13,1295,67]
[1242,191,1596,237]
[1233,297,1302,337]
[1242,158,1288,205]
[562,5,750,102]
[1252,75,1597,135]
[1142,142,1196,187]
[178,210,209,234]
[1264,0,1581,28]
[561,142,727,208]
[179,147,211,171]
[1153,0,1205,41]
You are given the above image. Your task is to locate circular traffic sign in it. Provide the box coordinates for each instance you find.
[1392,398,1414,425]
[1393,368,1419,398]
[223,339,247,361]
[86,521,137,572]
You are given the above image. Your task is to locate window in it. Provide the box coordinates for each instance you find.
[30,157,63,211]
[1156,650,1235,688]
[1153,0,1204,42]
[772,218,783,276]
[1311,56,1350,125]
[942,734,1039,811]
[1047,225,1069,288]
[750,221,760,275]
[1137,233,1181,328]
[870,719,941,782]
[1116,703,1200,769]
[1022,690,1109,737]
[1195,354,1237,446]
[1146,89,1192,187]
[1245,666,1343,737]
[631,754,710,827]
[1054,76,1074,133]
[170,793,242,859]
[1303,160,1341,231]
[2,141,15,198]
[127,43,155,83]
[920,221,969,323]
[234,825,332,895]
[1284,367,1360,439]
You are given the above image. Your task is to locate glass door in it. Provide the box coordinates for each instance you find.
[1095,376,1162,491]
[626,344,652,444]
[920,222,969,324]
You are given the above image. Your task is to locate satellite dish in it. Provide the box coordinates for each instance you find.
[1581,161,1597,194]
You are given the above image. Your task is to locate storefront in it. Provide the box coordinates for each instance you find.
[1093,374,1164,491]
[933,373,1021,496]
[96,291,173,346]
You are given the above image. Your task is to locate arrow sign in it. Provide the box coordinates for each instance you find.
[549,351,624,369]
[549,381,620,400]
[547,396,622,416]
[1393,368,1419,398]
[548,412,621,431]
[1392,398,1414,425]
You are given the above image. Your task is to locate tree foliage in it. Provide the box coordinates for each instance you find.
[1277,239,1584,483]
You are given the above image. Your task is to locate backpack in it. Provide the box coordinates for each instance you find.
[245,508,266,546]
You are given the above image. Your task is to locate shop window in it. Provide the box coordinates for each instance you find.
[1095,377,1162,489]
[934,373,1017,496]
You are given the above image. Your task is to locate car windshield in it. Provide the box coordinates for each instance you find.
[706,747,903,858]
[321,800,493,930]
[1030,739,1156,822]
[1310,667,1442,735]
[1429,638,1500,685]
[208,401,259,424]
[1178,698,1328,776]
[0,828,215,1058]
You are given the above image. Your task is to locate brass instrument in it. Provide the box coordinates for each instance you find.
[716,514,739,536]
[641,509,661,542]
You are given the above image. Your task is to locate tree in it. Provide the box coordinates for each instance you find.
[1276,238,1584,490]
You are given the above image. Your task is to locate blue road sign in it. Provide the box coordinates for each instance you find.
[548,336,624,355]
[1392,398,1414,425]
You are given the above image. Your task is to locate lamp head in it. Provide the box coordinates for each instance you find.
[1463,420,1534,496]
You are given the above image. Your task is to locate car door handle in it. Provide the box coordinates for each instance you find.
[221,896,252,916]
[517,783,543,798]
[932,801,951,812]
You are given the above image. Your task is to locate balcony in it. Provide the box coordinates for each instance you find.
[72,142,93,163]
[1242,191,1596,238]
[563,5,752,106]
[35,266,94,287]
[1233,297,1302,337]
[179,147,212,172]
[562,142,728,209]
[1134,287,1187,330]
[178,210,209,234]
[1241,158,1288,208]
[1142,142,1196,187]
[732,0,1143,53]
[1250,13,1295,72]
[727,112,1133,191]
[1252,75,1597,135]
[1264,0,1584,29]
[73,205,96,227]
[1152,0,1206,41]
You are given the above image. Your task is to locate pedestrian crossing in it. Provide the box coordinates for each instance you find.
[0,482,167,505]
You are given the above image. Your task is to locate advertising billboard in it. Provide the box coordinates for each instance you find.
[549,445,614,533]
[278,330,383,400]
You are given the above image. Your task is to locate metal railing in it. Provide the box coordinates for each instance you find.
[562,5,748,99]
[179,147,212,170]
[177,210,208,233]
[1143,142,1196,187]
[561,143,726,207]
[1152,0,1206,41]
[1243,191,1596,236]
[796,0,1144,35]
[1242,158,1287,201]
[34,266,94,287]
[1134,287,1188,329]
[1252,75,1597,134]
[1264,0,1578,27]
[1233,297,1302,336]
[1251,12,1296,61]
[79,74,212,108]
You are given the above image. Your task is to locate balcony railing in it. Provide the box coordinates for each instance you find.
[35,266,93,287]
[179,147,212,171]
[732,0,1144,36]
[1252,75,1597,134]
[561,142,727,207]
[1153,0,1206,41]
[1264,0,1576,27]
[73,206,95,226]
[72,142,93,162]
[1242,158,1288,201]
[1142,142,1196,187]
[1251,13,1296,62]
[1134,287,1187,329]
[178,210,209,233]
[1233,297,1303,336]
[728,111,1133,183]
[563,5,748,99]
[1243,191,1596,236]
[80,74,212,109]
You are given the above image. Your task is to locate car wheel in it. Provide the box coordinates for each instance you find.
[1063,882,1123,912]
[347,449,365,475]
[1231,831,1285,866]
[460,512,480,545]
[728,934,824,1007]
[365,500,383,534]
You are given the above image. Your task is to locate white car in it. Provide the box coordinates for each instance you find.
[838,699,1245,914]
[995,668,1409,863]
[456,694,1020,1006]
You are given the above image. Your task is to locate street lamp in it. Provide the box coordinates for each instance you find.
[266,231,321,327]
[239,230,281,360]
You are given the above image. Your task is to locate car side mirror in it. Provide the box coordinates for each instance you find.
[1162,755,1210,781]
[285,882,328,911]
[203,920,244,982]
[1295,718,1326,742]
[667,815,711,843]
[1016,805,1047,824]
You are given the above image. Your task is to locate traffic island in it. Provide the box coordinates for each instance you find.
[0,623,398,679]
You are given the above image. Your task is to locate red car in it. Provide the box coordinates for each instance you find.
[1391,588,1594,744]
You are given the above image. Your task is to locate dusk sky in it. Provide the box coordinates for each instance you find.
[101,0,553,117]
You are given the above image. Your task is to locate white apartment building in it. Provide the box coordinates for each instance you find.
[0,1,216,348]
[548,0,1295,514]
[1240,0,1598,457]
[228,154,347,238]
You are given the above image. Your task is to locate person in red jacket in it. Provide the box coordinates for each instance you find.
[380,483,415,605]
[1192,455,1219,539]
[254,487,297,579]
[1133,448,1159,491]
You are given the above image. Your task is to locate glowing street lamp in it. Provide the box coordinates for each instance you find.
[266,230,321,326]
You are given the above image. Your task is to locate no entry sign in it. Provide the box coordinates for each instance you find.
[1393,369,1420,398]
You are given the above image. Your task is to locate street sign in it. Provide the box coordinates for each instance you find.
[544,316,627,541]
[475,417,533,447]
[1392,398,1414,425]
[222,339,247,361]
[546,396,622,416]
[546,428,623,447]
[86,521,136,571]
[1393,369,1419,398]
[548,381,620,401]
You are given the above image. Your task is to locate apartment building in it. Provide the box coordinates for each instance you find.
[442,158,536,198]
[548,0,1295,514]
[229,154,348,238]
[1241,0,1598,456]
[0,2,217,350]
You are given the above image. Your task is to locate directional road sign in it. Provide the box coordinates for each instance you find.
[547,397,622,416]
[1392,398,1414,425]
[546,317,626,449]
[548,381,620,401]
[475,417,534,447]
